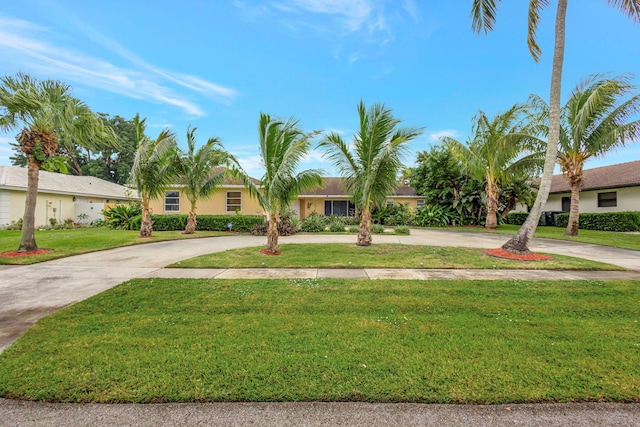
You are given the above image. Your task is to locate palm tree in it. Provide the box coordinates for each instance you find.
[552,74,640,235]
[443,105,544,229]
[471,0,640,254]
[130,114,179,238]
[177,126,237,234]
[0,73,114,252]
[246,113,322,254]
[319,101,423,246]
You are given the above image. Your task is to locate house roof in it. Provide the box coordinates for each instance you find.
[0,166,139,200]
[549,160,640,193]
[299,177,418,197]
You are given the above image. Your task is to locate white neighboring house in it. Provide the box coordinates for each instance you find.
[515,160,640,215]
[0,166,139,228]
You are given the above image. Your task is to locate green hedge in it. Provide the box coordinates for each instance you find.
[556,211,640,232]
[503,212,544,226]
[132,214,265,232]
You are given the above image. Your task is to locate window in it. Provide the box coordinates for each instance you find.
[597,192,617,208]
[324,200,356,217]
[164,191,180,211]
[417,199,425,209]
[561,197,570,212]
[226,191,242,212]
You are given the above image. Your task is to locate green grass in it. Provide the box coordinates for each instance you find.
[444,225,640,251]
[0,228,230,265]
[1,278,638,403]
[171,243,621,270]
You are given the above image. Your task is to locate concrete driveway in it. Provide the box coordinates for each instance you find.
[1,229,639,426]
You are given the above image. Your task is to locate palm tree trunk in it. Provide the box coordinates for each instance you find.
[357,207,372,246]
[502,0,567,255]
[265,213,280,254]
[485,181,499,230]
[183,203,197,234]
[18,157,41,252]
[565,182,580,236]
[139,197,153,238]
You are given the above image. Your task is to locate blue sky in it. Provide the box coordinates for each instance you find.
[1,0,639,178]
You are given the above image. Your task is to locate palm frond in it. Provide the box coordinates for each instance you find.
[471,0,501,34]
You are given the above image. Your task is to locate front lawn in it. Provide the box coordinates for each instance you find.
[0,228,230,265]
[446,225,640,251]
[1,278,638,403]
[171,243,621,270]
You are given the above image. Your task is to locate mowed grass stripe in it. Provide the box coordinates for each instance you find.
[0,278,638,403]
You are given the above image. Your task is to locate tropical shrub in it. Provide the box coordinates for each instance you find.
[394,225,410,235]
[328,220,346,232]
[556,212,640,232]
[414,205,454,228]
[130,214,264,232]
[371,224,385,234]
[300,213,326,232]
[103,203,142,230]
[348,225,359,233]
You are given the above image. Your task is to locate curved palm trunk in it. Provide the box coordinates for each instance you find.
[18,157,41,252]
[485,180,499,230]
[183,202,197,234]
[357,207,373,246]
[139,196,153,238]
[264,213,280,254]
[502,0,567,255]
[565,181,581,236]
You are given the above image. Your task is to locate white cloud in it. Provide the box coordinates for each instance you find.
[286,0,373,32]
[0,15,238,117]
[428,130,459,142]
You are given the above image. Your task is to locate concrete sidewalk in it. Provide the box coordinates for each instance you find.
[1,229,639,426]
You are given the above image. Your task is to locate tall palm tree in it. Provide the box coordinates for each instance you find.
[130,114,179,238]
[552,74,640,235]
[0,73,114,252]
[471,0,640,254]
[319,101,423,246]
[443,105,544,229]
[245,113,322,254]
[177,126,237,234]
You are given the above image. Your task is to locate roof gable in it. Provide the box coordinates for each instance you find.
[550,160,640,193]
[0,166,138,199]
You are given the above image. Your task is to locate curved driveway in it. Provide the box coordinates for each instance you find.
[1,229,639,426]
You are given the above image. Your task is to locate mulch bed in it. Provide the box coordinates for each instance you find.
[0,249,52,258]
[260,249,281,256]
[484,248,552,261]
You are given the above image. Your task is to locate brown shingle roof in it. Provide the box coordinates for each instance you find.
[300,177,417,197]
[550,160,640,193]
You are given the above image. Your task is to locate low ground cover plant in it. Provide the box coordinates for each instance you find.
[1,278,637,403]
[170,243,618,270]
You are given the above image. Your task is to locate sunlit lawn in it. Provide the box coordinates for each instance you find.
[0,228,229,265]
[171,243,622,270]
[1,278,638,403]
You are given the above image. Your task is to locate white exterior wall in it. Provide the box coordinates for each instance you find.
[529,186,640,215]
[75,202,106,224]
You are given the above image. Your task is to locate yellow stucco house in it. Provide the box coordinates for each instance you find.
[0,166,138,228]
[150,176,425,219]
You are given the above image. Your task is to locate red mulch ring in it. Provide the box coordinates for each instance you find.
[0,249,52,258]
[484,248,552,261]
[260,249,281,256]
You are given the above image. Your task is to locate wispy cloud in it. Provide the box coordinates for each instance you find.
[428,130,459,142]
[0,15,238,117]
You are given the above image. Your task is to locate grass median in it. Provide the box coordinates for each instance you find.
[1,277,638,403]
[0,228,230,265]
[170,243,622,270]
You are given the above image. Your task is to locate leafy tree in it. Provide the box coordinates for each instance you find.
[471,0,640,254]
[535,74,640,236]
[245,113,322,254]
[0,73,114,252]
[319,101,422,245]
[443,105,543,229]
[176,126,237,234]
[129,114,179,238]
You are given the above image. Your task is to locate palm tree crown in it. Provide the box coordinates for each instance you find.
[319,101,423,245]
